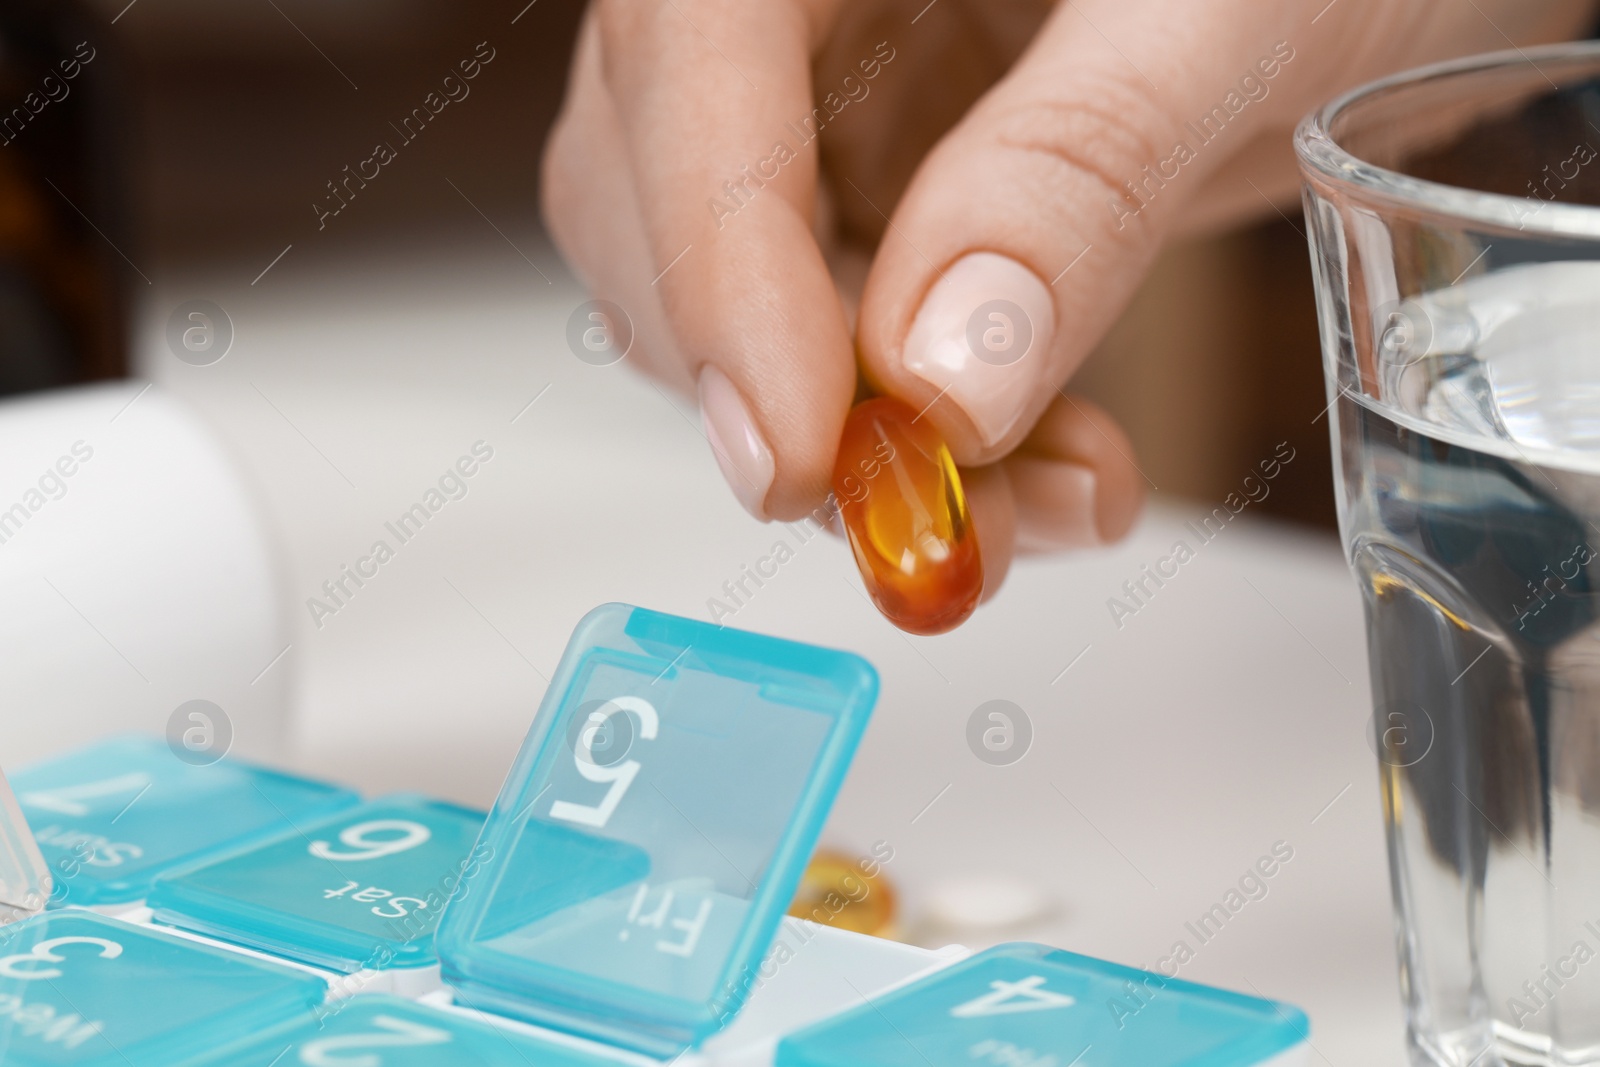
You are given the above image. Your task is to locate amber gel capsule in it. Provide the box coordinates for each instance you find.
[788,849,899,938]
[832,397,982,634]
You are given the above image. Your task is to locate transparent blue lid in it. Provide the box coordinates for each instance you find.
[188,993,632,1067]
[0,910,326,1067]
[776,942,1310,1067]
[435,604,878,1057]
[11,736,360,907]
[148,794,486,972]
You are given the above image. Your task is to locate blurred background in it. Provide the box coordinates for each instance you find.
[0,0,1333,528]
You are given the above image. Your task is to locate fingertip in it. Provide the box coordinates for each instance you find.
[1094,447,1144,544]
[1009,394,1145,552]
[698,364,776,521]
[962,463,1016,604]
[1007,456,1101,553]
[671,207,854,524]
[1036,395,1144,543]
[904,253,1056,457]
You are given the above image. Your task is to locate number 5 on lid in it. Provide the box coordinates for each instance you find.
[435,604,878,1058]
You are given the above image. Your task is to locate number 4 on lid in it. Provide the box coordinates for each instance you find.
[776,943,1310,1067]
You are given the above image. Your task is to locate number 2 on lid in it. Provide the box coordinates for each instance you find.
[297,1014,452,1065]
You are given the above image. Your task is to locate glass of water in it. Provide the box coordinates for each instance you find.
[1298,43,1600,1067]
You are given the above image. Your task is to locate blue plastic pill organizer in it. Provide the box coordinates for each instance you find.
[434,603,882,1055]
[0,911,327,1067]
[148,794,486,974]
[194,993,618,1067]
[775,943,1311,1067]
[10,735,360,908]
[0,604,1312,1066]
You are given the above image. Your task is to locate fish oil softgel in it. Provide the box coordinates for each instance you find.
[787,850,897,938]
[832,398,982,635]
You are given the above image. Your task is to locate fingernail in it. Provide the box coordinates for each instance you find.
[1007,457,1103,551]
[698,365,774,520]
[902,252,1055,448]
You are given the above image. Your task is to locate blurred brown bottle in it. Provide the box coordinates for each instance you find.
[0,0,129,398]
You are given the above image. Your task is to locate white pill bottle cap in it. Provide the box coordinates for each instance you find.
[0,381,287,766]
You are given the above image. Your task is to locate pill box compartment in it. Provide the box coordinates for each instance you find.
[436,603,878,1056]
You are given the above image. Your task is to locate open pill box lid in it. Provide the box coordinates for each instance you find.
[435,603,879,1057]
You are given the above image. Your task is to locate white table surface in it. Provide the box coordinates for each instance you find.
[55,240,1398,1062]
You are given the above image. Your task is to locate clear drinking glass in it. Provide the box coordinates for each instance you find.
[1298,42,1600,1067]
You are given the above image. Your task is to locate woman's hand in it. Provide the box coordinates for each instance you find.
[542,0,1598,595]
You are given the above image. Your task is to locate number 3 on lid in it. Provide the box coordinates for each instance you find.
[0,912,325,1067]
[0,935,123,979]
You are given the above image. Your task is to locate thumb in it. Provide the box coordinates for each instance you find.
[856,0,1302,465]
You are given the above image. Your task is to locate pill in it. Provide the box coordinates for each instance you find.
[788,850,899,938]
[922,873,1053,933]
[832,397,982,635]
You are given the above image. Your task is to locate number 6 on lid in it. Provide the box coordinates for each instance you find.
[147,794,485,975]
[435,604,878,1058]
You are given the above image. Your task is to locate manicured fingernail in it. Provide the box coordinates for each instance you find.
[698,365,774,520]
[1008,457,1103,550]
[901,252,1055,448]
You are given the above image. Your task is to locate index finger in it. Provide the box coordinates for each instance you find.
[595,0,857,521]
